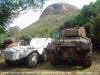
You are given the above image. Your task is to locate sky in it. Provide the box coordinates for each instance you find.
[10,0,96,29]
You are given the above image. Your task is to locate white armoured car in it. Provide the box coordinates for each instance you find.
[3,38,52,67]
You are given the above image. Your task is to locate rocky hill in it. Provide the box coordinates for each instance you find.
[40,3,79,18]
[21,3,79,37]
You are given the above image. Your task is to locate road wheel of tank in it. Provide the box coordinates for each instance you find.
[42,49,48,62]
[27,52,39,68]
[82,57,92,68]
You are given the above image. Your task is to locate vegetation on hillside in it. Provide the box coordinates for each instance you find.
[21,15,74,37]
[21,3,79,38]
[40,3,79,18]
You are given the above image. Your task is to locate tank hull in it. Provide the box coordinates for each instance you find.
[46,27,92,68]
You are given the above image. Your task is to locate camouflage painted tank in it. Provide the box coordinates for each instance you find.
[46,27,92,68]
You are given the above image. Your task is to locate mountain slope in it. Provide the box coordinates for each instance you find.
[40,3,79,18]
[21,3,80,37]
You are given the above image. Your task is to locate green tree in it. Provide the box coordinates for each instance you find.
[62,0,100,48]
[63,0,100,35]
[8,26,20,37]
[7,26,21,41]
[0,0,46,44]
[0,0,46,32]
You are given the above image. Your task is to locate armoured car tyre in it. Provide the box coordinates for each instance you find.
[27,52,39,68]
[42,50,47,62]
[82,57,92,68]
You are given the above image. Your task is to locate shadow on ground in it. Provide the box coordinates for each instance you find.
[0,61,85,72]
[0,51,100,72]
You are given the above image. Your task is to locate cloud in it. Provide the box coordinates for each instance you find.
[10,9,41,29]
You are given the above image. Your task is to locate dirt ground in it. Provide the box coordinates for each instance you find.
[0,51,100,75]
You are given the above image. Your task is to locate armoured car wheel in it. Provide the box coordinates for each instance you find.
[27,52,39,67]
[42,50,47,62]
[82,57,92,68]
